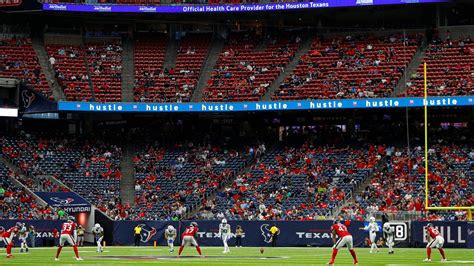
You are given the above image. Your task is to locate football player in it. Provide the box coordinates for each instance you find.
[2,223,20,258]
[383,223,394,254]
[424,223,447,262]
[364,217,380,253]
[218,218,231,253]
[178,222,203,257]
[164,225,177,253]
[327,218,358,265]
[92,223,104,253]
[55,217,82,261]
[19,223,29,253]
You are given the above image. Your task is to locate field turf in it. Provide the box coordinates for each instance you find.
[0,246,473,265]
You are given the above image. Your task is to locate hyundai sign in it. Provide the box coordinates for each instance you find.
[35,192,91,213]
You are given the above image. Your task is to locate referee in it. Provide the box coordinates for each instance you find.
[134,225,142,246]
[270,224,280,247]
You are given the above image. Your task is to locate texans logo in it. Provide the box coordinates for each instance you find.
[468,229,474,236]
[21,90,36,109]
[50,197,74,205]
[260,224,273,243]
[139,224,157,243]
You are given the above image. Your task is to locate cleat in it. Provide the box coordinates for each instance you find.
[423,258,432,262]
[6,254,14,258]
[369,250,373,254]
[441,259,447,262]
[200,255,205,259]
[54,258,60,261]
[327,261,334,265]
[20,249,24,253]
[76,257,84,261]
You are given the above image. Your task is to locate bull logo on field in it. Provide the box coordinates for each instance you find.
[260,224,273,243]
[21,90,36,109]
[138,224,157,243]
[50,197,74,205]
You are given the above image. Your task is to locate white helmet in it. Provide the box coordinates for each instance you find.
[383,223,390,229]
[95,223,100,228]
[222,218,227,224]
[167,225,174,230]
[370,217,376,222]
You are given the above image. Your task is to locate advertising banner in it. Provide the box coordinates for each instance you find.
[43,0,447,14]
[35,192,91,213]
[411,221,467,248]
[58,96,474,113]
[467,223,474,249]
[111,220,403,247]
[0,220,64,247]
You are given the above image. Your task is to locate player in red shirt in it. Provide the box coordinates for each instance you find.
[424,223,446,262]
[327,218,358,265]
[178,222,203,257]
[2,223,21,258]
[55,217,83,261]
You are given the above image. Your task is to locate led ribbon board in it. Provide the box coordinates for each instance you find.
[59,96,473,113]
[43,0,448,14]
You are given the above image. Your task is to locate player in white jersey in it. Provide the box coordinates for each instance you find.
[218,219,231,253]
[364,217,380,253]
[92,223,104,253]
[164,225,177,253]
[383,223,394,254]
[19,223,29,253]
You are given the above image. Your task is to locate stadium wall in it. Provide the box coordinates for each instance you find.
[0,220,470,248]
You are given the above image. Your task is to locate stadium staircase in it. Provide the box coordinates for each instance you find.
[120,142,136,205]
[121,36,135,102]
[0,153,71,191]
[186,155,257,219]
[163,38,179,70]
[261,37,313,101]
[191,38,225,102]
[334,156,387,217]
[392,42,428,96]
[31,37,66,101]
[0,157,49,206]
[82,39,97,101]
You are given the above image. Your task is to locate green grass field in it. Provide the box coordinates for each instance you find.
[1,246,473,265]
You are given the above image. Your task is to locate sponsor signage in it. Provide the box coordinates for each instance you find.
[58,96,474,113]
[467,223,474,249]
[411,221,467,248]
[3,220,469,247]
[0,220,64,247]
[112,221,378,247]
[43,0,447,14]
[35,192,91,213]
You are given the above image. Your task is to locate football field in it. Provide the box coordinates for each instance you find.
[1,246,474,265]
